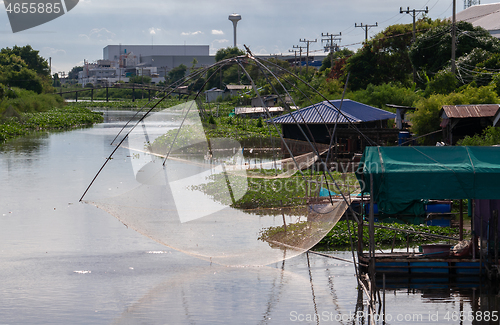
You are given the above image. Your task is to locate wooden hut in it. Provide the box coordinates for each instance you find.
[267,99,397,157]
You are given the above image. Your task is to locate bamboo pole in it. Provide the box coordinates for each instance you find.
[460,199,464,241]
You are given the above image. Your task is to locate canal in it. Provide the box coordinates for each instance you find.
[0,110,498,324]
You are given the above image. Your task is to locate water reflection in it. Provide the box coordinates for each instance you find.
[111,261,333,324]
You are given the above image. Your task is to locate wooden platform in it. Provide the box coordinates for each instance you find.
[359,252,485,276]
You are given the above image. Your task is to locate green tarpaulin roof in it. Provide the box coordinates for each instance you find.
[357,146,500,214]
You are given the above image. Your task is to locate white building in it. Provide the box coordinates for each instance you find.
[104,45,215,77]
[455,3,500,38]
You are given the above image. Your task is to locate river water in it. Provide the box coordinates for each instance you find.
[1,111,499,324]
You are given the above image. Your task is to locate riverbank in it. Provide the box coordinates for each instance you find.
[0,106,103,143]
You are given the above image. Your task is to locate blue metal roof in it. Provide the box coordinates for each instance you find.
[267,99,396,124]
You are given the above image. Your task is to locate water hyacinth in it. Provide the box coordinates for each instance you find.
[0,107,103,142]
[315,220,466,250]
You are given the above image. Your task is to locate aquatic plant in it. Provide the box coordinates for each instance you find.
[315,220,467,250]
[0,106,103,142]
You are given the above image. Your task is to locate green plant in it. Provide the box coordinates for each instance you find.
[315,220,465,250]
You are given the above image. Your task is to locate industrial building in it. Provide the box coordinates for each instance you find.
[79,44,215,86]
[78,44,327,86]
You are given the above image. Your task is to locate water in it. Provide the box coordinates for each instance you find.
[1,111,499,324]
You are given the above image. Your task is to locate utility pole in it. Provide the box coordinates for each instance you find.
[288,49,299,72]
[292,45,306,73]
[452,0,457,74]
[355,22,378,43]
[299,38,317,71]
[400,6,429,82]
[321,32,342,69]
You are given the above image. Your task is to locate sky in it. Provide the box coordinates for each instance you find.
[0,0,497,75]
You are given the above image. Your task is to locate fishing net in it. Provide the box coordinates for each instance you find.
[83,100,348,266]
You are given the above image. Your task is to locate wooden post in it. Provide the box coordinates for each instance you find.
[75,90,78,102]
[382,273,386,323]
[106,86,109,102]
[132,85,135,102]
[480,212,484,271]
[494,210,498,266]
[369,174,375,303]
[91,88,94,102]
[472,200,476,260]
[280,200,287,232]
[459,199,464,241]
[358,192,364,255]
[148,89,151,101]
[369,174,375,259]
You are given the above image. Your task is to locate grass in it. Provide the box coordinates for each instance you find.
[190,169,359,210]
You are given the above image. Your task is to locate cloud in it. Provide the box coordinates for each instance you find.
[149,27,161,35]
[180,30,203,36]
[41,47,66,55]
[210,39,229,54]
[78,28,116,42]
[211,30,224,35]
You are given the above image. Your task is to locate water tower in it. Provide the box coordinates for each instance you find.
[228,13,241,48]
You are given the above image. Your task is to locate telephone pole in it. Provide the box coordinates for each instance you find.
[400,6,428,43]
[289,48,302,72]
[299,38,317,71]
[355,22,378,43]
[400,6,429,82]
[321,32,342,69]
[452,0,457,74]
[293,44,306,73]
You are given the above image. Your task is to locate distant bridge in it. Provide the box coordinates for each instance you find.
[57,83,188,102]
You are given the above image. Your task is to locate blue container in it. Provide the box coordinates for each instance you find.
[398,131,410,146]
[365,203,378,214]
[425,203,452,213]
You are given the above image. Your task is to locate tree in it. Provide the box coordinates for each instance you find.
[68,66,83,80]
[424,70,458,96]
[345,18,448,90]
[0,52,44,93]
[0,45,50,77]
[129,75,152,84]
[409,21,500,79]
[410,85,499,143]
[204,47,246,90]
[53,73,61,87]
[214,47,245,62]
[458,126,500,146]
[319,48,353,82]
[167,64,187,84]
